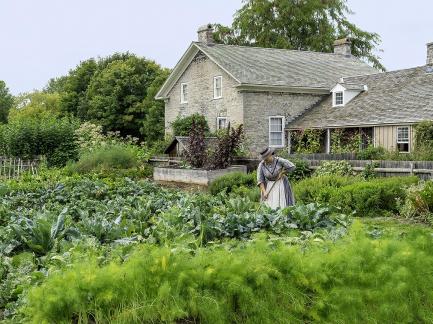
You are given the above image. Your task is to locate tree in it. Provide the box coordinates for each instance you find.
[0,81,14,123]
[49,53,168,141]
[213,0,384,70]
[141,68,170,142]
[85,56,166,138]
[9,92,61,121]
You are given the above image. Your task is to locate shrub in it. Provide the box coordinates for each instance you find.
[327,177,418,217]
[398,181,433,225]
[209,172,257,195]
[0,117,79,167]
[294,175,357,203]
[184,118,208,168]
[171,113,210,136]
[314,160,353,177]
[207,124,244,170]
[287,159,312,181]
[357,145,386,160]
[414,121,433,149]
[68,145,138,174]
[360,161,378,180]
[295,175,418,217]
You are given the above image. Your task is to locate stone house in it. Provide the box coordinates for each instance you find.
[156,24,433,155]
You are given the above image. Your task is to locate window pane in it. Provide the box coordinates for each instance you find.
[218,118,226,129]
[335,92,343,105]
[397,127,409,142]
[270,132,282,146]
[214,77,222,98]
[397,143,409,152]
[270,118,283,132]
[181,84,187,102]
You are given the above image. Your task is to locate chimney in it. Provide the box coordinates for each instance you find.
[427,42,433,65]
[197,24,214,45]
[333,38,352,56]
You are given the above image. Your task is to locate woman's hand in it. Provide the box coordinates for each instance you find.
[262,191,268,200]
[277,171,285,180]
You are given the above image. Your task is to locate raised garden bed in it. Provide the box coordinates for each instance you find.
[153,165,247,186]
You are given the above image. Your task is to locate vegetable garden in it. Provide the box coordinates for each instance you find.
[1,162,433,323]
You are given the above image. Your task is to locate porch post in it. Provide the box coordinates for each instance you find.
[287,130,292,154]
[325,128,331,154]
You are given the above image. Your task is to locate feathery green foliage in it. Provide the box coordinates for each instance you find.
[24,220,433,323]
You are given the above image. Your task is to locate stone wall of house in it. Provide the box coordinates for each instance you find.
[165,51,243,134]
[242,92,324,155]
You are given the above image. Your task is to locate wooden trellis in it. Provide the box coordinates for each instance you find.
[0,157,39,179]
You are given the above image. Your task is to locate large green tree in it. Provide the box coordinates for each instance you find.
[0,81,14,123]
[213,0,384,70]
[85,56,168,138]
[47,53,169,141]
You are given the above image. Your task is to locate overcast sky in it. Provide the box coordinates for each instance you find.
[1,0,432,94]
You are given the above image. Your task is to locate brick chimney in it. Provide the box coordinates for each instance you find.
[333,38,352,56]
[427,42,433,65]
[197,24,214,45]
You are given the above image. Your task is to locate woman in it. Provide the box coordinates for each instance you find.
[257,147,296,209]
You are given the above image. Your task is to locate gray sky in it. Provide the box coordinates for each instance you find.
[1,0,432,95]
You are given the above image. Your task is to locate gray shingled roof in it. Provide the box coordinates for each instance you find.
[195,43,377,89]
[288,66,433,128]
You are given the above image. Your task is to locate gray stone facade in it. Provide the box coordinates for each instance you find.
[164,51,324,155]
[242,92,324,154]
[164,51,243,134]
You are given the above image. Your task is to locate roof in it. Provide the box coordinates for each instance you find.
[156,42,377,99]
[164,136,218,155]
[195,43,377,89]
[288,66,433,129]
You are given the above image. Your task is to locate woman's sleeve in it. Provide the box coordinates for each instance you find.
[278,158,296,172]
[257,163,266,186]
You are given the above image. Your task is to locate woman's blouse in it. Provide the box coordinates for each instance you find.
[257,157,296,185]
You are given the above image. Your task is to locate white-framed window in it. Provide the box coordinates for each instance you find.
[213,76,222,99]
[180,83,188,103]
[217,117,228,130]
[333,91,344,106]
[269,116,285,147]
[397,126,410,153]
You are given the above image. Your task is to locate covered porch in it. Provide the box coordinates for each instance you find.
[286,127,374,154]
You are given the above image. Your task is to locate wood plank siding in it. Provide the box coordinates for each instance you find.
[373,125,415,152]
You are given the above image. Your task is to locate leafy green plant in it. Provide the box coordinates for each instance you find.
[0,116,79,167]
[171,113,210,136]
[24,221,433,324]
[314,160,353,177]
[291,129,324,153]
[67,144,139,174]
[209,171,256,195]
[10,210,79,256]
[357,145,386,160]
[360,162,378,180]
[398,181,433,225]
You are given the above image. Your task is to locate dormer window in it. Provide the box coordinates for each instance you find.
[334,91,344,106]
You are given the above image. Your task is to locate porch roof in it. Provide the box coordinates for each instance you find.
[287,66,433,129]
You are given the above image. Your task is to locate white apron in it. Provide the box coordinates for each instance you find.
[264,178,287,210]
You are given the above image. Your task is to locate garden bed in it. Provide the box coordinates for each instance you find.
[153,165,247,185]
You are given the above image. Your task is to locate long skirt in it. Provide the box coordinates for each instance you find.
[263,177,295,210]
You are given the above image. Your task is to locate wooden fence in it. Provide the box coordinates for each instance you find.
[0,157,40,179]
[149,155,433,180]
